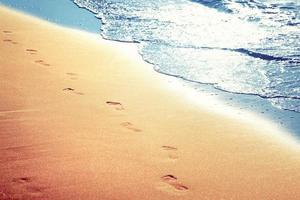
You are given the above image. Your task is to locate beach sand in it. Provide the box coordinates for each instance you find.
[1,6,300,200]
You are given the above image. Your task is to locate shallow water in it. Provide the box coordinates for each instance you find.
[74,0,300,113]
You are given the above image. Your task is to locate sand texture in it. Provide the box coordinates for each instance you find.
[1,6,300,200]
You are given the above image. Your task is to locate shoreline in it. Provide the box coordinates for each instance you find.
[1,0,300,138]
[1,6,300,200]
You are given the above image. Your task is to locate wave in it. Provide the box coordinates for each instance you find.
[73,0,300,112]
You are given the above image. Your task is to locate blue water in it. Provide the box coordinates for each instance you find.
[1,0,300,137]
[0,0,100,33]
[72,0,300,136]
[74,0,300,113]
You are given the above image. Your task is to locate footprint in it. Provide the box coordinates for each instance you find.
[161,175,189,191]
[26,49,38,55]
[161,146,179,160]
[161,174,178,181]
[66,72,77,76]
[66,72,78,80]
[162,146,177,151]
[121,122,142,132]
[3,30,12,34]
[63,88,75,91]
[12,177,32,184]
[9,176,47,199]
[106,101,124,110]
[35,59,51,66]
[12,176,46,188]
[63,88,84,95]
[3,39,17,44]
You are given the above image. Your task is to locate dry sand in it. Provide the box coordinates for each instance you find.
[1,6,300,200]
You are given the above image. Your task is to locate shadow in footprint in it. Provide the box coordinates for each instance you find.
[106,101,124,110]
[3,30,12,34]
[161,175,178,181]
[12,177,33,184]
[161,175,189,191]
[161,146,179,160]
[162,146,177,151]
[26,49,38,55]
[10,176,47,199]
[3,39,17,44]
[35,60,51,66]
[63,88,84,95]
[121,122,142,132]
[63,88,75,91]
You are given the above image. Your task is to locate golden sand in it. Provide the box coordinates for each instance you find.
[1,6,300,200]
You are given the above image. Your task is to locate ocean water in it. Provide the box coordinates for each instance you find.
[73,0,300,113]
[0,0,100,33]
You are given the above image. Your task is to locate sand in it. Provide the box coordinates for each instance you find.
[1,6,300,200]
